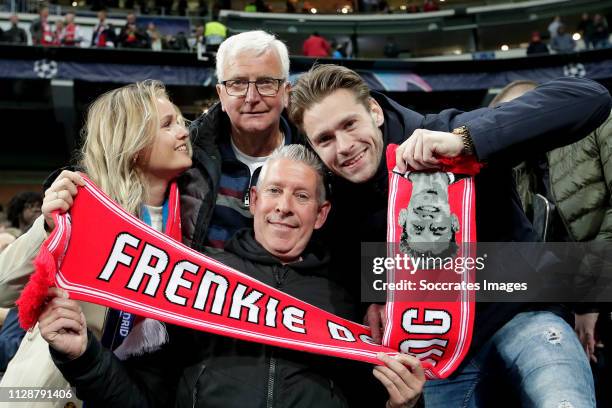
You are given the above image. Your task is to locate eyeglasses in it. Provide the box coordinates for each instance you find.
[221,78,285,97]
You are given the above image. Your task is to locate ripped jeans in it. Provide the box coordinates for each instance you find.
[424,311,595,408]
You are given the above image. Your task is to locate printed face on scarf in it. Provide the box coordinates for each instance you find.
[398,172,459,255]
[216,48,289,137]
[250,158,330,263]
[138,98,192,182]
[302,89,385,184]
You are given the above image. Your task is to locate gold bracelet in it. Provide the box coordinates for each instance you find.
[452,125,474,156]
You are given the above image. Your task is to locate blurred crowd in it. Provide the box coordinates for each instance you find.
[0,2,610,59]
[0,5,225,53]
[26,0,444,15]
[527,13,610,56]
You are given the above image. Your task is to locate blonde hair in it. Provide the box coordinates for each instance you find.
[489,80,538,107]
[78,80,186,217]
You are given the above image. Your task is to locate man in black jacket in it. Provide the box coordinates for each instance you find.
[90,9,116,48]
[39,145,425,408]
[288,64,612,407]
[1,15,27,45]
[117,13,149,49]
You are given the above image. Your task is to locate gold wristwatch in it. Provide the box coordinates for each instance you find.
[452,125,474,156]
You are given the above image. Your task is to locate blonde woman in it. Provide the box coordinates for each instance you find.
[0,80,192,407]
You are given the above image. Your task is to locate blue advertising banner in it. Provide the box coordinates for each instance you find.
[0,46,611,91]
[0,58,216,86]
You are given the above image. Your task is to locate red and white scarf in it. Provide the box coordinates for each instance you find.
[17,155,481,377]
[383,144,482,379]
[17,176,401,365]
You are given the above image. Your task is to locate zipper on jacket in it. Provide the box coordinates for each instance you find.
[273,265,289,288]
[548,180,575,241]
[243,162,251,207]
[243,189,250,207]
[534,193,551,241]
[268,264,290,406]
[192,387,197,408]
[244,166,263,207]
[191,363,207,408]
[267,349,276,408]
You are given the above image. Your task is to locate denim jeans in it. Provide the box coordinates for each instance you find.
[424,311,595,408]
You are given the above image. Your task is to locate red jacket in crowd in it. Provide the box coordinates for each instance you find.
[302,34,331,57]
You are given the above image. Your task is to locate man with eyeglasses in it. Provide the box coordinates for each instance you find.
[181,30,301,251]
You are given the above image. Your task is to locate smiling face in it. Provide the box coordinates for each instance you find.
[216,48,289,137]
[250,158,330,263]
[138,98,192,182]
[302,89,385,184]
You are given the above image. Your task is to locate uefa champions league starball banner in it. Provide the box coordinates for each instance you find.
[2,55,612,90]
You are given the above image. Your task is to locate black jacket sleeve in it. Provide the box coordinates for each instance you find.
[51,330,180,408]
[421,77,612,167]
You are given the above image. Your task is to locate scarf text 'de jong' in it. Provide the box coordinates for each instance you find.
[383,144,481,379]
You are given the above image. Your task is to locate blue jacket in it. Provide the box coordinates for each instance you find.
[0,308,25,371]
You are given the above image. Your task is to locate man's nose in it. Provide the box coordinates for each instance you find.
[244,82,262,103]
[336,132,355,155]
[275,192,292,213]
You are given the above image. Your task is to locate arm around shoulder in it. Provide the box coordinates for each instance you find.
[465,77,612,165]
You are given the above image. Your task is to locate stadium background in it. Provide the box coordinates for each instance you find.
[0,0,611,205]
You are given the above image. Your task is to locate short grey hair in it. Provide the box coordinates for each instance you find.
[257,144,327,203]
[216,30,290,81]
